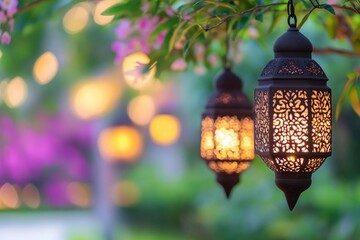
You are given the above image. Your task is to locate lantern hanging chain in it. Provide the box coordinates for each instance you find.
[287,0,297,28]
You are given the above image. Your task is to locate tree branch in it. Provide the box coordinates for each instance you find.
[17,0,47,14]
[332,4,360,14]
[202,2,286,31]
[313,47,360,57]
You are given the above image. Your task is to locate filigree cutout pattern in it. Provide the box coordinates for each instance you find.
[200,116,255,161]
[260,59,327,78]
[208,161,250,174]
[311,90,331,153]
[214,93,247,105]
[261,61,275,76]
[278,60,304,75]
[306,61,326,76]
[262,157,278,171]
[260,157,326,173]
[215,93,232,104]
[201,117,215,160]
[275,157,304,172]
[304,158,326,172]
[254,90,270,153]
[272,90,309,153]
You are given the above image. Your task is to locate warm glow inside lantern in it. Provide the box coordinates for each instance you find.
[254,27,332,210]
[201,69,255,198]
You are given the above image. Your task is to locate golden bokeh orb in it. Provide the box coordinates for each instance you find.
[33,51,59,85]
[98,126,143,162]
[63,4,89,34]
[127,95,156,126]
[149,114,181,145]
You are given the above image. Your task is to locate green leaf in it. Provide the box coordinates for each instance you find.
[232,14,251,31]
[149,0,161,16]
[349,87,360,117]
[325,14,337,39]
[301,0,312,9]
[321,4,336,15]
[267,11,284,34]
[142,59,157,74]
[298,7,316,29]
[168,21,189,54]
[162,28,175,56]
[336,73,356,121]
[102,1,141,16]
[351,28,360,53]
[255,10,264,22]
[183,28,203,57]
[148,18,179,42]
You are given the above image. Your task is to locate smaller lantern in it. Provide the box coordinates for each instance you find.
[200,68,255,198]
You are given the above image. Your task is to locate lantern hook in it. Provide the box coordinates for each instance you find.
[287,0,297,28]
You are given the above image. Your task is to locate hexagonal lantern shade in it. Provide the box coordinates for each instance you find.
[254,28,332,210]
[201,69,255,198]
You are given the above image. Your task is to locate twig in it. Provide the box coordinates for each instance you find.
[203,2,286,31]
[17,0,48,14]
[313,47,360,57]
[332,4,359,13]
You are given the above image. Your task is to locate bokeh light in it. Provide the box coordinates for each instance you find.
[122,52,156,90]
[33,51,59,85]
[111,181,140,207]
[94,0,121,25]
[67,182,91,208]
[63,4,90,34]
[149,114,181,145]
[127,95,156,126]
[0,183,19,209]
[69,77,121,120]
[21,184,41,208]
[4,77,28,108]
[98,126,143,162]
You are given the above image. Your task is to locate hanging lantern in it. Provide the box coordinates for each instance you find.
[254,0,332,210]
[201,68,255,198]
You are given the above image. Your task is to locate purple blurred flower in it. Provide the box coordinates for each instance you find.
[171,58,187,71]
[43,180,70,207]
[1,31,11,44]
[0,112,93,187]
[115,19,132,40]
[0,0,18,12]
[112,15,164,63]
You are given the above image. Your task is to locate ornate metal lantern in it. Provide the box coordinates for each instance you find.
[201,68,255,198]
[254,8,332,209]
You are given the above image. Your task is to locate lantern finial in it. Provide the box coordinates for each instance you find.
[216,173,239,198]
[275,172,312,210]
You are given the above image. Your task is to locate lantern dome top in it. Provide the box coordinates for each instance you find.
[215,68,243,90]
[274,27,313,58]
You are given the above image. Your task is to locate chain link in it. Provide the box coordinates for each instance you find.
[287,0,297,28]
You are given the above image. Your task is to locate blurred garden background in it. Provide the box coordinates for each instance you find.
[0,0,359,239]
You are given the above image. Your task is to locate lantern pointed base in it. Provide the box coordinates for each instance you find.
[216,173,240,199]
[275,172,312,211]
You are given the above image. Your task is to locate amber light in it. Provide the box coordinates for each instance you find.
[200,69,254,198]
[254,27,332,210]
[98,126,143,163]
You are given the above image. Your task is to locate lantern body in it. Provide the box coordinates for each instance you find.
[254,28,332,210]
[201,69,254,197]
